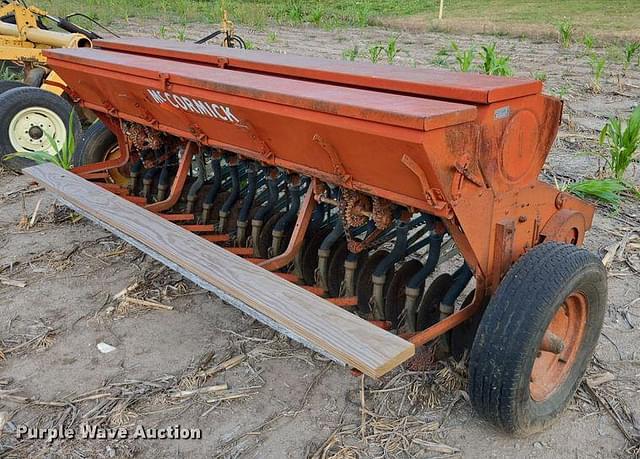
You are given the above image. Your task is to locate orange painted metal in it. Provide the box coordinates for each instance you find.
[530,292,588,402]
[328,296,358,308]
[226,247,255,256]
[74,117,130,177]
[121,195,147,205]
[201,234,231,243]
[407,300,483,346]
[159,213,195,222]
[82,172,110,180]
[258,181,317,271]
[43,39,596,350]
[145,142,194,212]
[93,38,541,104]
[180,224,215,233]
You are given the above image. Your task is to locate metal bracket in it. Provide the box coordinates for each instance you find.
[189,124,208,144]
[238,121,275,163]
[313,134,352,187]
[401,154,450,215]
[158,73,171,91]
[103,101,118,117]
[452,153,485,200]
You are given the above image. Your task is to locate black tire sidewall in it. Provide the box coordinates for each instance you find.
[469,242,607,434]
[519,264,606,423]
[0,80,26,94]
[73,121,118,166]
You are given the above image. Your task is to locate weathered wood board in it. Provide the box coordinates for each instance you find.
[24,163,415,378]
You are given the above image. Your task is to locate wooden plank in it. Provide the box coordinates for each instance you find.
[24,164,415,378]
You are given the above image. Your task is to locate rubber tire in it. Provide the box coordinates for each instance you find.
[384,259,423,329]
[0,80,26,95]
[469,242,607,435]
[0,87,81,171]
[73,121,117,166]
[416,273,453,330]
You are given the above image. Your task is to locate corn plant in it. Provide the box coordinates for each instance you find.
[588,54,606,93]
[479,43,513,76]
[550,85,570,99]
[623,42,640,73]
[176,25,187,42]
[451,42,475,72]
[385,35,400,64]
[582,34,596,51]
[342,45,359,62]
[558,18,573,48]
[368,45,384,64]
[432,48,449,68]
[5,113,76,170]
[566,178,627,205]
[599,106,640,180]
[531,71,547,82]
[0,62,20,81]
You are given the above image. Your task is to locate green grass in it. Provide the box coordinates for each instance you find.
[36,0,640,36]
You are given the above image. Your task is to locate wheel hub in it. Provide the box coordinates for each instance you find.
[530,291,588,402]
[8,107,66,155]
[28,126,44,140]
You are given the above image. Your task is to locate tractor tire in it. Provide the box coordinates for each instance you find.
[0,80,26,95]
[469,242,607,434]
[73,121,117,166]
[0,87,81,171]
[73,121,130,187]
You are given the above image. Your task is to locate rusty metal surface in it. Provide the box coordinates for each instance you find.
[93,37,541,104]
[45,48,477,131]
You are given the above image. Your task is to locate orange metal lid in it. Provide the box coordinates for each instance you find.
[94,38,542,104]
[45,48,477,131]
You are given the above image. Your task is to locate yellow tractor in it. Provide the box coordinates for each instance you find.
[0,0,245,170]
[0,0,106,167]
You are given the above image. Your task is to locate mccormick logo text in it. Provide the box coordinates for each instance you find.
[146,89,241,124]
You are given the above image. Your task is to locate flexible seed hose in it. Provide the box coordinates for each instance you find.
[186,151,206,213]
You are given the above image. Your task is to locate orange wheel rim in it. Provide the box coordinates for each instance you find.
[530,292,588,402]
[105,146,129,187]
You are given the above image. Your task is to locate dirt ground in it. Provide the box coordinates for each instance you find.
[1,21,640,459]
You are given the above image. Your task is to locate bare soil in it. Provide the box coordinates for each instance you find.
[1,21,639,459]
